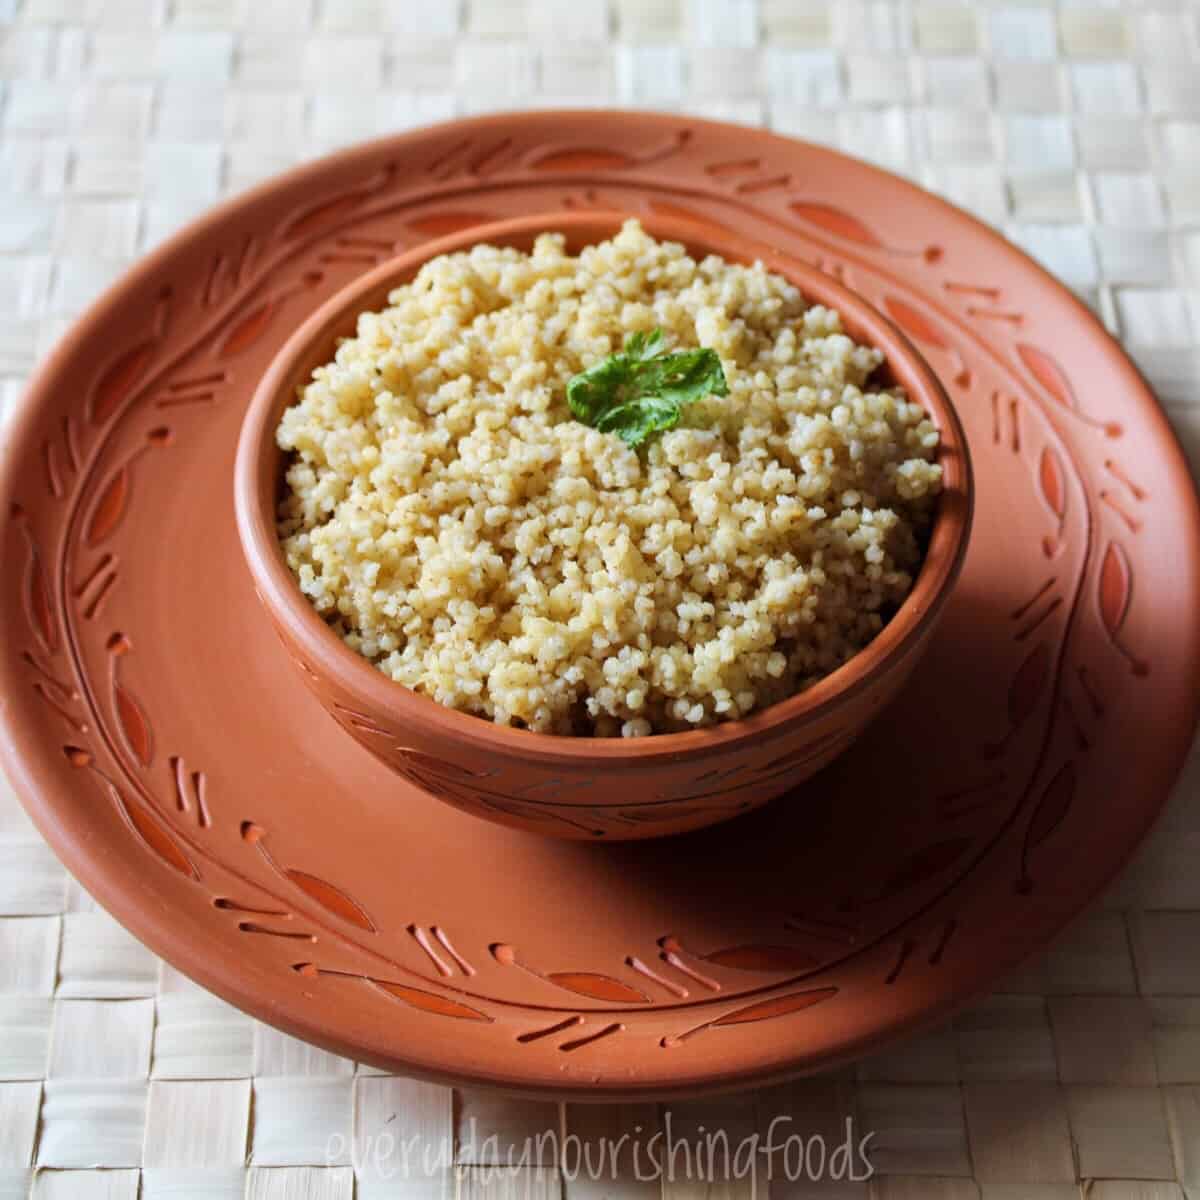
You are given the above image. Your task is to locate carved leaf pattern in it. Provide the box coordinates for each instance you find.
[106,633,153,767]
[83,430,169,548]
[883,296,948,349]
[1099,541,1132,636]
[529,148,635,171]
[218,275,322,357]
[28,555,57,652]
[1017,343,1120,436]
[546,973,650,1003]
[526,130,688,172]
[218,301,279,356]
[85,468,129,547]
[1017,343,1074,411]
[712,987,839,1026]
[15,515,58,654]
[701,945,819,972]
[89,344,156,426]
[1039,447,1067,522]
[286,195,369,240]
[372,979,491,1022]
[242,823,378,932]
[874,838,973,901]
[281,165,396,241]
[284,869,376,932]
[111,783,198,880]
[1096,541,1147,674]
[114,679,153,767]
[789,203,884,248]
[1025,762,1076,852]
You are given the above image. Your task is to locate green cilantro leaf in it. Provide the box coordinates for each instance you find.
[566,327,729,448]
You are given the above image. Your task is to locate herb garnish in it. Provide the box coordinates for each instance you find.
[566,328,729,448]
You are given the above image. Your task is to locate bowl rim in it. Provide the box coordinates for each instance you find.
[234,209,974,763]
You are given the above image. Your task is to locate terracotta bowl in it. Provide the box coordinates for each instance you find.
[234,211,973,840]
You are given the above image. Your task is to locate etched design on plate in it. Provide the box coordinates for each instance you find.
[1016,343,1122,439]
[84,427,172,547]
[703,156,791,194]
[561,188,622,212]
[318,233,396,269]
[407,211,498,237]
[427,138,516,180]
[106,633,153,767]
[788,202,941,263]
[991,390,1021,454]
[407,925,475,977]
[1039,447,1068,556]
[41,415,83,500]
[280,162,399,241]
[12,504,59,656]
[169,755,210,828]
[883,919,957,985]
[154,370,229,411]
[658,935,819,975]
[242,821,377,933]
[1011,578,1062,643]
[490,943,651,1004]
[62,745,198,881]
[293,964,492,1023]
[862,838,975,906]
[881,295,971,389]
[22,648,82,734]
[661,988,839,1048]
[1103,459,1147,502]
[1098,541,1147,676]
[216,271,325,357]
[1100,488,1143,534]
[74,553,118,620]
[524,128,691,173]
[86,288,172,426]
[515,1015,625,1053]
[202,234,260,308]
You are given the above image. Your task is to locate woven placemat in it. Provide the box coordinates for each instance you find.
[2,1,1200,1196]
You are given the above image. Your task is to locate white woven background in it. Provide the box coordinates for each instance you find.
[2,0,1200,1196]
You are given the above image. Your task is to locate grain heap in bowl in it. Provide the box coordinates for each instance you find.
[275,220,943,737]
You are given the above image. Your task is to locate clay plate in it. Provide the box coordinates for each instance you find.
[2,111,1198,1099]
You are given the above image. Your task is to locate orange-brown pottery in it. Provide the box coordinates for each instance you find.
[236,211,973,840]
[2,112,1197,1098]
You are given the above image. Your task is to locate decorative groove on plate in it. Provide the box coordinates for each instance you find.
[241,822,376,933]
[788,202,941,262]
[86,287,172,427]
[882,295,972,388]
[661,988,840,1048]
[1016,342,1122,438]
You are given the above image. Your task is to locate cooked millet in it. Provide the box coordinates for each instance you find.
[276,220,942,736]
